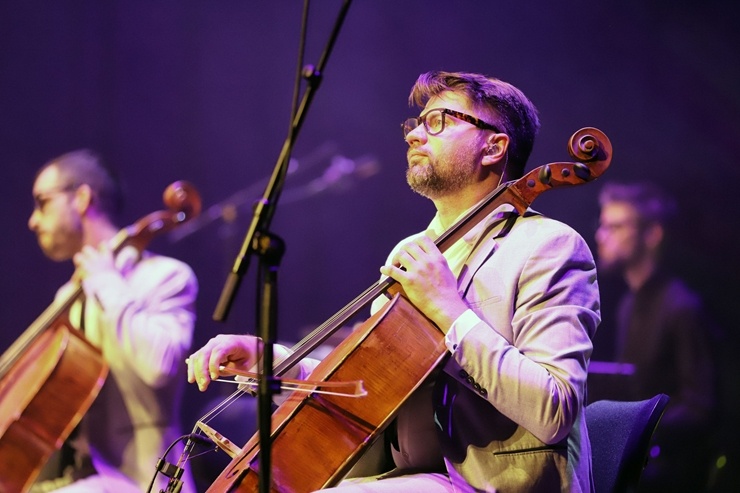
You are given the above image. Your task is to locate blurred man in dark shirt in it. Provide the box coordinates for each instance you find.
[595,181,717,492]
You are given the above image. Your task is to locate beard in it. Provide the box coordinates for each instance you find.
[37,230,82,262]
[596,255,624,275]
[406,141,480,199]
[596,242,647,277]
[35,213,84,262]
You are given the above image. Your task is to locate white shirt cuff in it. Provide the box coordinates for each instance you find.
[444,308,479,353]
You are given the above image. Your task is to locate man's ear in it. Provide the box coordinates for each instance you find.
[482,133,509,167]
[73,184,93,215]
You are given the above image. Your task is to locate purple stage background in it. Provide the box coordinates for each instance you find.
[2,1,738,489]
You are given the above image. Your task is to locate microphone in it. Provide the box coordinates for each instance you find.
[168,141,340,243]
[303,154,380,195]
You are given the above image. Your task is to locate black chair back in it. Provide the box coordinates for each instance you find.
[586,393,670,493]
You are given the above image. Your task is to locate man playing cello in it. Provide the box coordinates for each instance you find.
[26,150,198,492]
[188,71,600,492]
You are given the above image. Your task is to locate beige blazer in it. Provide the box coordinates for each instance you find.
[391,207,599,493]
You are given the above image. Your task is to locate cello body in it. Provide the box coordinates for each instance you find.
[208,294,448,493]
[0,321,107,493]
[0,181,200,493]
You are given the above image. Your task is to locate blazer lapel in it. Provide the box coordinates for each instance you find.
[457,210,519,298]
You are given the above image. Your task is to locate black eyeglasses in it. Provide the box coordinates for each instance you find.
[32,184,78,212]
[401,108,500,138]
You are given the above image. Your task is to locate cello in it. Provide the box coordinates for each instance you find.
[0,181,201,493]
[202,128,612,492]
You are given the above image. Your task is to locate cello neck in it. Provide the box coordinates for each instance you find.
[0,283,84,377]
[275,127,613,375]
[0,180,202,378]
[0,224,138,377]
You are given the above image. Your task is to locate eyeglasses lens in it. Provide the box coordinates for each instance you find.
[402,109,447,138]
[424,109,444,135]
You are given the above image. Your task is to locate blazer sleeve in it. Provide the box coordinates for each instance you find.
[450,220,600,444]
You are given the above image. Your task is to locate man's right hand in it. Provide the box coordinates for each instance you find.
[187,334,262,391]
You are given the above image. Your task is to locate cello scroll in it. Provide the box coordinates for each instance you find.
[508,127,613,213]
[115,180,202,253]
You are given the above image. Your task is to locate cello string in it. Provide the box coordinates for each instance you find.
[185,180,510,437]
[278,280,387,368]
[186,180,492,430]
[198,387,248,425]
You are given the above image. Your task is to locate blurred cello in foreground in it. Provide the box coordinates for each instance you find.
[0,181,201,493]
[203,128,612,492]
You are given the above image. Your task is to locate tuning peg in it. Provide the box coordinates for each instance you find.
[573,162,591,181]
[538,164,552,185]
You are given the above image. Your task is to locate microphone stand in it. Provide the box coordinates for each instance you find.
[211,2,353,492]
